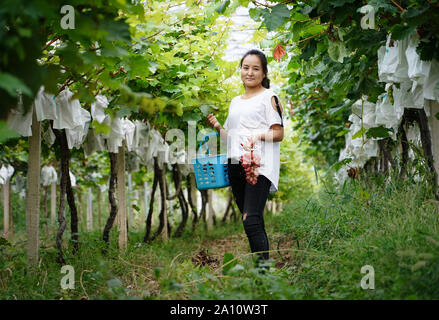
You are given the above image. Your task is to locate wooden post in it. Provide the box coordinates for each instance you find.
[133,189,139,227]
[97,187,101,230]
[207,189,213,231]
[117,144,127,250]
[87,187,93,231]
[26,106,41,266]
[3,180,10,239]
[43,186,49,237]
[77,191,83,230]
[127,173,132,228]
[161,167,168,241]
[430,100,439,187]
[8,181,13,237]
[190,174,197,214]
[50,181,56,225]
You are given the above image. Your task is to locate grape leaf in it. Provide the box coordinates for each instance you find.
[366,126,391,139]
[262,4,290,32]
[352,127,366,139]
[0,72,32,97]
[215,0,230,14]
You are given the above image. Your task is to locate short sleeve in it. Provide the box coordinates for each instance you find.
[223,115,229,130]
[265,92,283,127]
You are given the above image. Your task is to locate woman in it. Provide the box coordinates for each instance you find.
[206,49,284,268]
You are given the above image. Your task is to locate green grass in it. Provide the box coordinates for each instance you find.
[1,174,439,299]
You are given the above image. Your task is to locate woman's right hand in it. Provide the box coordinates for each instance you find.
[206,113,221,130]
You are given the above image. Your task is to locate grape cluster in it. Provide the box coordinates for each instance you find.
[240,150,261,186]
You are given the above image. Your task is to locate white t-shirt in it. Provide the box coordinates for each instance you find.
[223,88,282,193]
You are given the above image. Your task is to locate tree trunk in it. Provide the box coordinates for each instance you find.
[144,158,158,242]
[417,108,438,198]
[222,193,233,225]
[186,174,198,231]
[398,118,409,179]
[52,124,67,264]
[207,189,217,228]
[430,101,439,193]
[143,181,149,223]
[56,166,67,264]
[151,159,168,241]
[378,138,394,175]
[25,106,41,266]
[199,189,208,232]
[230,203,237,222]
[64,144,79,253]
[117,144,127,250]
[172,166,188,238]
[103,152,118,246]
[167,164,182,200]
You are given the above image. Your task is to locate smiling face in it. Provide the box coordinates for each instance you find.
[240,54,266,89]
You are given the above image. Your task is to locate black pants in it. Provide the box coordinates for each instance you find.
[227,158,271,261]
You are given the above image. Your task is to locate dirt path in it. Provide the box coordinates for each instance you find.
[190,232,298,271]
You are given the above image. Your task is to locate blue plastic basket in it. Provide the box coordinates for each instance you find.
[192,132,230,190]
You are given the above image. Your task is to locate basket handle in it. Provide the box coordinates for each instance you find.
[198,131,218,155]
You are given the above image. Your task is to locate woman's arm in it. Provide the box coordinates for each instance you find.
[257,124,284,142]
[242,97,284,151]
[256,96,284,143]
[206,113,227,142]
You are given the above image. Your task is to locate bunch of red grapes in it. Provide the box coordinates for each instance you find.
[240,150,261,186]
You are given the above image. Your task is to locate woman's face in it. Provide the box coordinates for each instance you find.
[240,54,265,89]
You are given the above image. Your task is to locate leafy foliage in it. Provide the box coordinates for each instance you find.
[248,0,439,166]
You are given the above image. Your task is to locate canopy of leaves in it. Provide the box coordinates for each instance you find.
[248,0,439,165]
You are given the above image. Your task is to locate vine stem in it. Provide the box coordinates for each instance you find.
[42,36,60,51]
[391,0,404,12]
[297,31,326,44]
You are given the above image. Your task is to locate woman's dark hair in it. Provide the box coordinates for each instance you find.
[240,49,270,89]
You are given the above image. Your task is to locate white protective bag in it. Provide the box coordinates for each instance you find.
[393,81,414,109]
[410,81,425,109]
[375,92,403,130]
[405,32,431,85]
[132,120,148,153]
[7,94,33,137]
[53,88,84,130]
[106,117,125,153]
[43,126,56,146]
[83,128,106,157]
[65,107,91,149]
[69,171,76,187]
[423,59,439,101]
[351,97,376,129]
[122,119,135,152]
[379,34,400,82]
[91,95,108,124]
[392,36,410,83]
[0,165,14,184]
[379,34,409,83]
[35,86,57,122]
[41,165,58,186]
